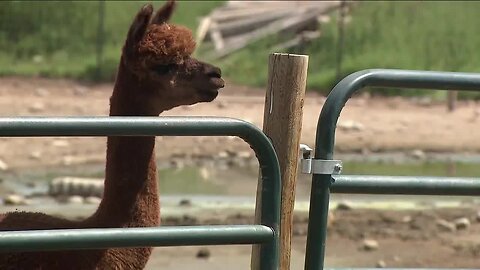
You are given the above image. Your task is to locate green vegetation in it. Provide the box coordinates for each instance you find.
[344,161,479,178]
[158,167,225,194]
[0,1,222,81]
[1,1,480,98]
[214,1,480,97]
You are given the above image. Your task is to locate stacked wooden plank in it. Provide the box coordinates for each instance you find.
[196,1,343,59]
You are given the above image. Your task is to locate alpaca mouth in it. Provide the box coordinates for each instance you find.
[198,77,224,101]
[209,77,225,89]
[198,89,219,101]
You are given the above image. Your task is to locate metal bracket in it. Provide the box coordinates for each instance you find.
[299,144,343,175]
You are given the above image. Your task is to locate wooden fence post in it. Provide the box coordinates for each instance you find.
[251,53,309,270]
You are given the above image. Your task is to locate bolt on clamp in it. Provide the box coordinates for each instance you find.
[299,144,343,175]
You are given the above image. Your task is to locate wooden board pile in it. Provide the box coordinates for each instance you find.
[196,1,342,59]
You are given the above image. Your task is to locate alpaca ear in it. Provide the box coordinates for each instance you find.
[125,4,153,53]
[151,0,176,25]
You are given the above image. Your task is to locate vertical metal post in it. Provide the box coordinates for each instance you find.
[304,175,333,270]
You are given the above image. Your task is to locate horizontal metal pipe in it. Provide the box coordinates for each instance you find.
[327,268,472,270]
[0,225,274,252]
[0,116,254,137]
[332,175,480,196]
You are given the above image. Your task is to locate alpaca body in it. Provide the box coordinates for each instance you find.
[0,213,150,270]
[0,64,159,270]
[0,1,224,269]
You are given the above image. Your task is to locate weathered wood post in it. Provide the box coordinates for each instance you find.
[251,53,309,270]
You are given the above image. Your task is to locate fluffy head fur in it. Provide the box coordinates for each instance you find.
[138,23,196,65]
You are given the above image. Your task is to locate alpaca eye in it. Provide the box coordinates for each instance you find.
[153,64,176,75]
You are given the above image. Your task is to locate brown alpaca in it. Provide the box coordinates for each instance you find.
[0,1,224,269]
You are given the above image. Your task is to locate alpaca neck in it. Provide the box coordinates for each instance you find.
[92,61,161,227]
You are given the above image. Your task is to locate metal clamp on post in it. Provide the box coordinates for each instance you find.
[299,144,342,175]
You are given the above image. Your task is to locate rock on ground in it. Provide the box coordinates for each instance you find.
[362,239,379,251]
[454,217,470,230]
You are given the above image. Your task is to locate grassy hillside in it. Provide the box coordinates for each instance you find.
[213,1,480,97]
[1,1,480,98]
[0,1,222,80]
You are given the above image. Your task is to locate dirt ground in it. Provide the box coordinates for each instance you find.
[145,207,480,269]
[2,76,480,170]
[0,76,480,269]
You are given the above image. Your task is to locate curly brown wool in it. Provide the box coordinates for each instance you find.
[138,23,196,65]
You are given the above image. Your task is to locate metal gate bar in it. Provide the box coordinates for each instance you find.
[0,225,273,252]
[0,117,281,270]
[305,69,480,270]
[332,175,480,195]
[327,268,473,270]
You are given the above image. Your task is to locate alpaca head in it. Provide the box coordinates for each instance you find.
[120,0,225,113]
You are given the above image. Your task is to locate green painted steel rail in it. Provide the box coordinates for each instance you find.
[332,175,480,195]
[305,69,480,270]
[326,269,473,270]
[0,225,273,252]
[0,117,281,270]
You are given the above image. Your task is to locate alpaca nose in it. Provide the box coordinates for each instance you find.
[205,65,222,78]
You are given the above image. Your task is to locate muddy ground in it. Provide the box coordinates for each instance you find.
[0,77,479,269]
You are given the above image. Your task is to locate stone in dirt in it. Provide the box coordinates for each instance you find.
[0,159,8,171]
[402,215,412,223]
[84,196,101,205]
[67,195,84,204]
[179,199,192,207]
[199,167,210,180]
[196,248,211,259]
[34,87,49,97]
[337,120,365,132]
[51,140,70,147]
[3,194,28,205]
[216,101,227,108]
[409,149,426,160]
[336,200,354,211]
[292,226,307,236]
[29,151,42,160]
[436,219,456,232]
[28,102,45,113]
[376,260,386,268]
[454,217,470,230]
[362,239,379,251]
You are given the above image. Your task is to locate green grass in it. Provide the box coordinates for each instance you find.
[344,161,480,178]
[2,1,480,99]
[158,167,225,194]
[0,1,223,81]
[211,1,480,97]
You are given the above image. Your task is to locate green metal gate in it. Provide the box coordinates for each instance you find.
[305,69,480,270]
[0,117,281,269]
